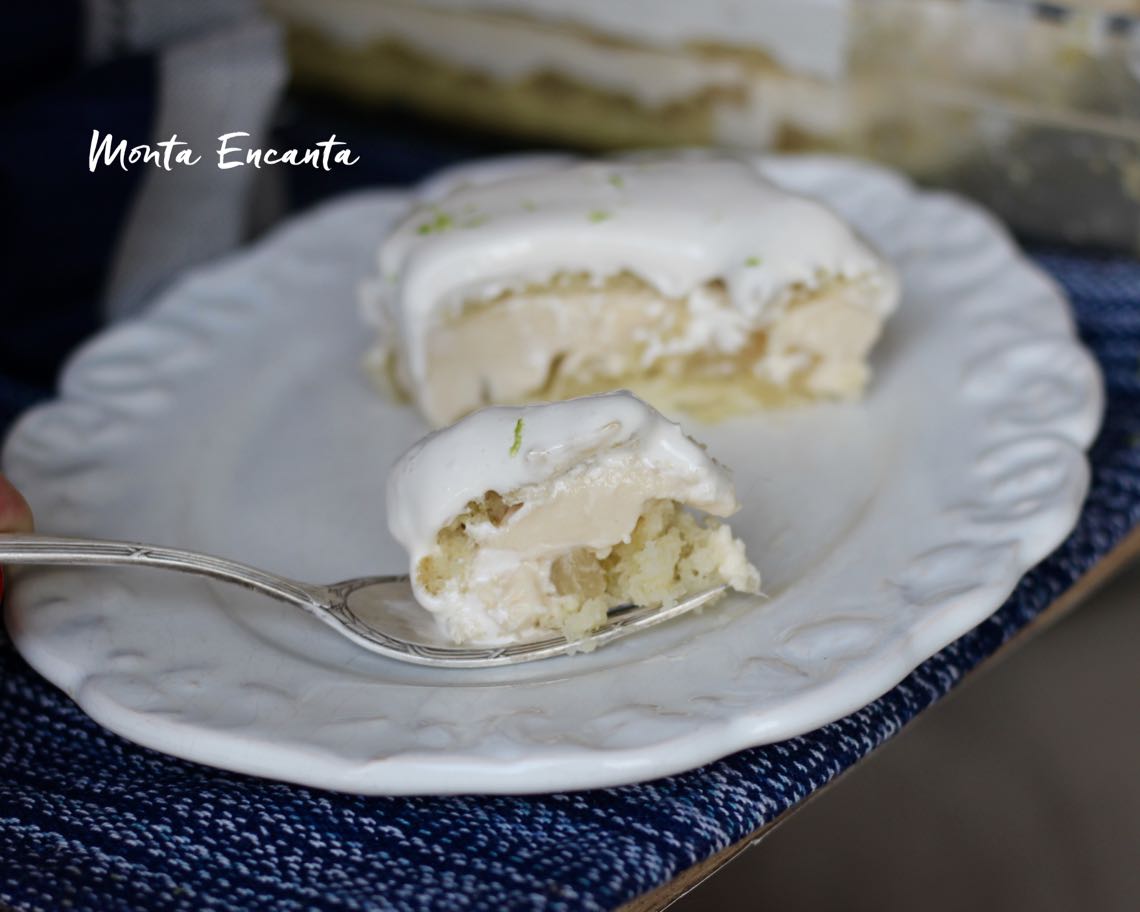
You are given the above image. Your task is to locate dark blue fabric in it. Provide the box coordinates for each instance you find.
[1,3,85,103]
[1,247,1137,911]
[1,51,156,388]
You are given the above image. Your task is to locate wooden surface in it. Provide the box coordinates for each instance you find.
[620,525,1140,912]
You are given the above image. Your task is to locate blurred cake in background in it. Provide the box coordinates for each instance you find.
[263,0,851,149]
[263,0,1140,251]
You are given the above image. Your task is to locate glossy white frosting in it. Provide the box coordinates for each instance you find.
[366,155,899,423]
[388,391,738,563]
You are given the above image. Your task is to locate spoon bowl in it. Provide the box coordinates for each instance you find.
[0,533,727,668]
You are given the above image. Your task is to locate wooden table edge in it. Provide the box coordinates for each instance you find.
[619,525,1140,912]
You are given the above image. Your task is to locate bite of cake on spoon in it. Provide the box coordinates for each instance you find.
[386,391,760,645]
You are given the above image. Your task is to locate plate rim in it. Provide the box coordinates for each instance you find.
[2,155,1105,794]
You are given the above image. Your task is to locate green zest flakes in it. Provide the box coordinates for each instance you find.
[608,174,624,188]
[588,210,612,223]
[510,419,524,456]
[416,211,454,235]
[744,255,763,267]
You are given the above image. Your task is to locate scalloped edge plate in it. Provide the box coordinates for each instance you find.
[3,157,1103,795]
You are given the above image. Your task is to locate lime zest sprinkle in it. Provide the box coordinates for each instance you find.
[744,255,763,267]
[608,174,624,188]
[521,199,538,211]
[588,209,612,223]
[510,418,524,456]
[416,211,453,235]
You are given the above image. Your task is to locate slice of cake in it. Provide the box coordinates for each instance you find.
[361,154,899,427]
[386,391,760,645]
[263,0,852,150]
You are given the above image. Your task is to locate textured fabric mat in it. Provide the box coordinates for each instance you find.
[1,248,1138,912]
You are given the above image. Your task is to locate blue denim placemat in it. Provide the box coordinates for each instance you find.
[1,247,1137,912]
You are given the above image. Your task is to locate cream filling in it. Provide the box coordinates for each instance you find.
[433,484,649,643]
[471,477,653,555]
[760,280,883,393]
[414,454,750,644]
[412,279,711,425]
[715,78,856,148]
[393,273,884,426]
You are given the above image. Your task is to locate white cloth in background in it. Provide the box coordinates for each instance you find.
[82,0,287,321]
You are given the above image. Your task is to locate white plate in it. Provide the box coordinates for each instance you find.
[3,157,1102,795]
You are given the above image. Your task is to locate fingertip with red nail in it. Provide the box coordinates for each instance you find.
[0,473,35,603]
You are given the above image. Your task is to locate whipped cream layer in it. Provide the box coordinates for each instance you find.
[388,390,738,558]
[365,154,899,425]
[387,391,746,642]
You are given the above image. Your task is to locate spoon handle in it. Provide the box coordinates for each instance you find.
[0,533,321,610]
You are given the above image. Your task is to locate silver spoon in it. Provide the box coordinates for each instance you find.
[0,533,726,668]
